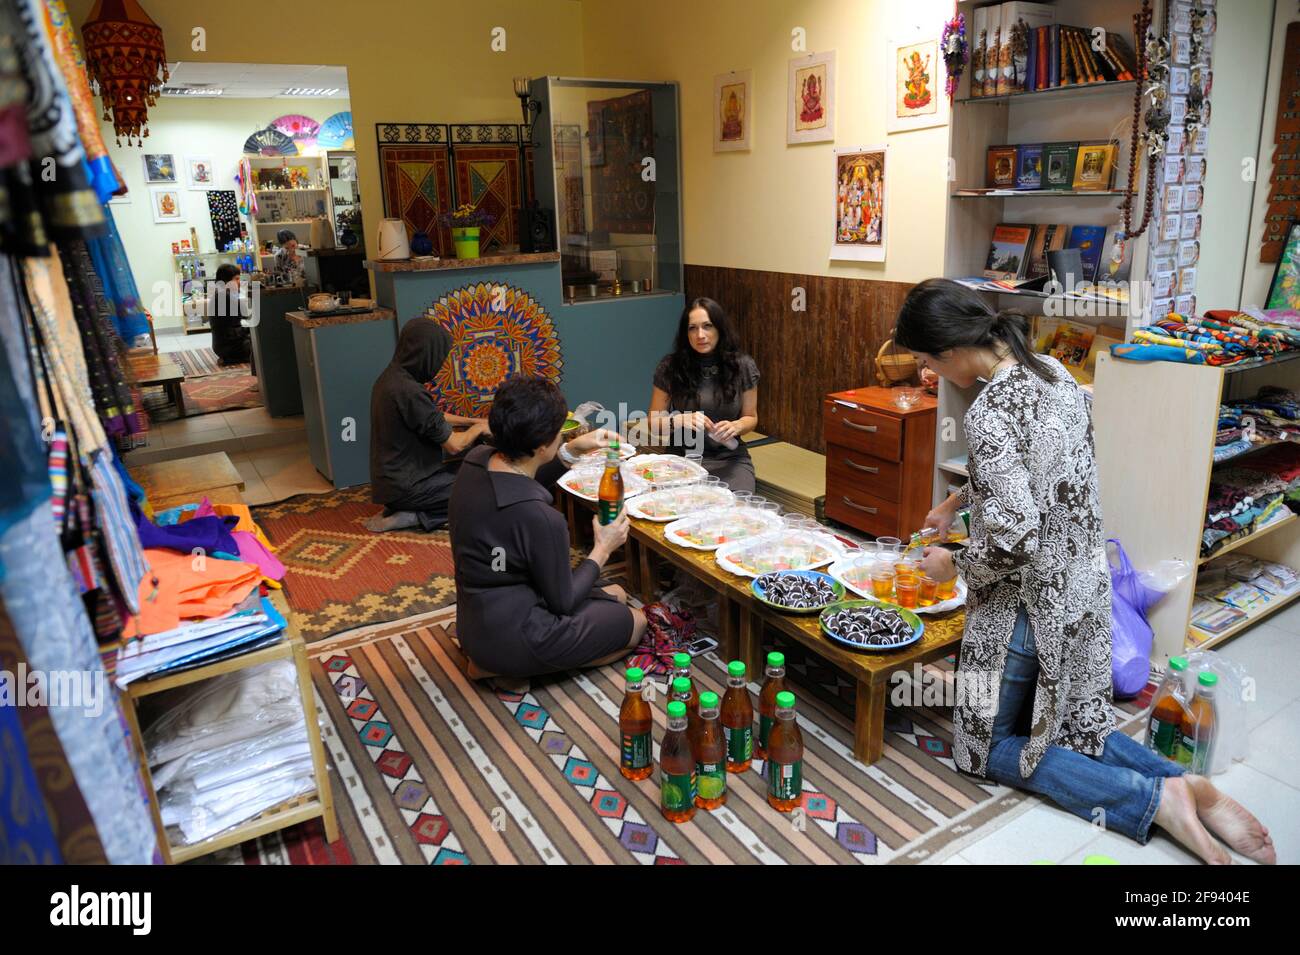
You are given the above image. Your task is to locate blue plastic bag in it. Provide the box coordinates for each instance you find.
[1108,539,1164,699]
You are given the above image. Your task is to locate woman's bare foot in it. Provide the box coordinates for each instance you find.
[1153,776,1232,865]
[1186,775,1277,865]
[364,510,419,533]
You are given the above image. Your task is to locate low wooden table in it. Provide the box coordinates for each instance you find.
[129,452,245,511]
[565,494,966,764]
[129,353,187,418]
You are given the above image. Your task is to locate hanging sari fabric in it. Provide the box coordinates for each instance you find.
[0,0,48,258]
[0,260,49,537]
[58,242,138,436]
[41,0,123,203]
[9,0,104,238]
[84,207,150,345]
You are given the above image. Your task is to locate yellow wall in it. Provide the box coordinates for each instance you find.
[100,96,348,328]
[67,0,584,303]
[578,0,952,283]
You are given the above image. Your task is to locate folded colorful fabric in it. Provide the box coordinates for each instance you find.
[1110,342,1208,364]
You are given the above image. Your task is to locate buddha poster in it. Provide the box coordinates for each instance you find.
[831,146,887,262]
[713,70,752,152]
[787,51,835,144]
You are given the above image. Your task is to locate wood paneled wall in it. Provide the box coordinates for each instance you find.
[684,265,915,454]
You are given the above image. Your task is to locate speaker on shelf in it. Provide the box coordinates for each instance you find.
[520,202,555,253]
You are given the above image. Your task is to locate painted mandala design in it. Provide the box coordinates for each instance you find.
[423,282,563,416]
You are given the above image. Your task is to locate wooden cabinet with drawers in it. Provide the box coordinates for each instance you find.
[823,387,937,539]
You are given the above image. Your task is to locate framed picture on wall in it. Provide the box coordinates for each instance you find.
[149,186,184,223]
[831,145,887,262]
[1266,221,1300,310]
[713,69,752,152]
[886,35,948,134]
[143,153,178,183]
[185,156,216,190]
[787,50,835,145]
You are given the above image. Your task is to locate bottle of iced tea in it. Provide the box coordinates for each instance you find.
[1147,656,1190,759]
[660,700,697,823]
[721,660,754,773]
[671,676,702,758]
[694,691,727,810]
[597,437,624,525]
[1177,671,1218,773]
[755,651,787,760]
[619,666,653,780]
[766,691,804,812]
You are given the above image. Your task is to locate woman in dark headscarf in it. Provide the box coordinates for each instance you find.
[366,320,487,532]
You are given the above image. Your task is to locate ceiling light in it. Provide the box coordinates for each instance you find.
[281,87,341,96]
[161,86,224,96]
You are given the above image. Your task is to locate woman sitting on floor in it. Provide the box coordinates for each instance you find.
[449,376,646,689]
[367,320,487,533]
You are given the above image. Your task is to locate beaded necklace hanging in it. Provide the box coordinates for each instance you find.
[1119,0,1169,243]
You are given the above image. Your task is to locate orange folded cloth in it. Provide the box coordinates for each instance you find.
[125,548,261,638]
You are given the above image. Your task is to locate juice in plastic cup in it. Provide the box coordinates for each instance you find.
[919,575,939,606]
[936,576,958,600]
[870,571,896,600]
[894,576,920,608]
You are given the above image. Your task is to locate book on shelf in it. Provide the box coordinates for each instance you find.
[983,223,1035,280]
[1015,143,1044,190]
[1071,139,1120,191]
[1190,598,1247,636]
[1043,142,1079,189]
[984,8,1001,96]
[997,3,1056,95]
[1047,320,1095,371]
[971,5,988,97]
[1017,21,1135,93]
[1066,224,1108,282]
[986,145,1018,188]
[1027,222,1069,278]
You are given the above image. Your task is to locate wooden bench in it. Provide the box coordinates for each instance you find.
[750,441,826,518]
[129,451,244,511]
[128,352,187,418]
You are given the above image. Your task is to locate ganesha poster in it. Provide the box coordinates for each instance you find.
[887,35,948,134]
[831,146,887,262]
[787,50,835,144]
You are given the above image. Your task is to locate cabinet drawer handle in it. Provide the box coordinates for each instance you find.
[843,457,879,474]
[841,495,878,515]
[842,418,879,433]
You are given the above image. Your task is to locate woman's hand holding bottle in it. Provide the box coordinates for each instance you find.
[590,512,630,565]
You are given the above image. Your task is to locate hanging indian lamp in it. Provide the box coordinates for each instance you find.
[81,0,169,146]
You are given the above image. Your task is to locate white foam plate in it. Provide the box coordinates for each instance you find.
[623,453,709,488]
[827,553,968,614]
[663,507,784,551]
[714,530,847,578]
[557,465,649,502]
[625,485,734,521]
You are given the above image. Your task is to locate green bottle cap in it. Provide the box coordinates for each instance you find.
[1083,855,1119,865]
[667,700,686,719]
[673,652,691,669]
[1198,671,1219,687]
[1169,656,1188,671]
[767,651,785,668]
[776,691,796,709]
[699,691,719,708]
[672,677,692,695]
[727,660,746,678]
[625,667,644,682]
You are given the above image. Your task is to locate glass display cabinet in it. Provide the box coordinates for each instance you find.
[529,77,683,304]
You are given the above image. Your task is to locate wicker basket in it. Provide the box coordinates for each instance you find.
[875,339,918,385]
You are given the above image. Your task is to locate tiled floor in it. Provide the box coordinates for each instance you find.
[934,613,1300,866]
[228,440,332,505]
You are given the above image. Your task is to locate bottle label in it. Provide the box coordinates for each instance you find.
[724,724,753,764]
[621,731,651,770]
[759,715,775,751]
[768,760,803,802]
[1149,717,1179,758]
[1176,733,1196,767]
[696,762,726,802]
[661,770,696,811]
[598,499,623,524]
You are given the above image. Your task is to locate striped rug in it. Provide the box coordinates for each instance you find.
[210,610,1149,865]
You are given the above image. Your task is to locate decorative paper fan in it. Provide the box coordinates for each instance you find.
[317,111,354,150]
[272,114,320,151]
[243,127,298,157]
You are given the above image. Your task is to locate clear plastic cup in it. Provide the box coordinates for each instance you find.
[870,571,896,600]
[919,575,939,606]
[733,491,753,507]
[894,576,920,608]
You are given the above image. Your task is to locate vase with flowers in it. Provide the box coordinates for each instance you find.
[438,204,497,259]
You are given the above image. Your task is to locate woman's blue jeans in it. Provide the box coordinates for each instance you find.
[984,608,1186,844]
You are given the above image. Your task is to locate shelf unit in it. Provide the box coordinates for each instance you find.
[1092,350,1300,662]
[245,154,334,257]
[175,251,241,334]
[933,0,1151,507]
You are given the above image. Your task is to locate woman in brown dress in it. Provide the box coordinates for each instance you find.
[449,376,646,686]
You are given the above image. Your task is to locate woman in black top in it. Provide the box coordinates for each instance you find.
[649,297,760,492]
[207,264,251,366]
[449,376,646,685]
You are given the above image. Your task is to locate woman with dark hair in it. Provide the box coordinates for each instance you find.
[273,229,303,281]
[207,263,251,365]
[648,297,760,492]
[895,278,1273,865]
[449,376,646,687]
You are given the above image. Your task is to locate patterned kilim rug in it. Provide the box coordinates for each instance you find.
[208,612,1059,866]
[173,347,249,379]
[180,373,263,415]
[252,487,457,641]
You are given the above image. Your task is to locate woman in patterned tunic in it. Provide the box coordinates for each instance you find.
[895,279,1273,865]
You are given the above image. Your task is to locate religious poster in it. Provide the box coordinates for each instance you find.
[186,155,215,190]
[150,186,183,223]
[831,146,887,262]
[887,35,949,134]
[713,70,752,152]
[787,51,835,145]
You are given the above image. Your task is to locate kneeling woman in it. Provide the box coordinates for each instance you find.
[450,376,647,683]
[897,278,1273,865]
